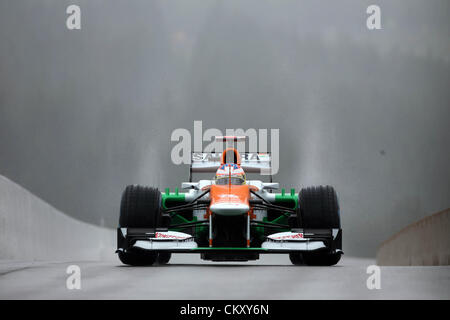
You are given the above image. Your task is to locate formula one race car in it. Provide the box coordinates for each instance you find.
[116,136,342,266]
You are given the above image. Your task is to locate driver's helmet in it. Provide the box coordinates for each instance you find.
[215,163,246,185]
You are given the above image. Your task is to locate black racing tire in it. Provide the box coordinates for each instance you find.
[297,185,341,266]
[298,185,340,229]
[118,248,158,266]
[157,252,172,265]
[119,185,162,228]
[302,252,341,266]
[289,253,304,266]
[118,185,163,266]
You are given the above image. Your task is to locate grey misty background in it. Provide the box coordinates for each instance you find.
[0,0,449,257]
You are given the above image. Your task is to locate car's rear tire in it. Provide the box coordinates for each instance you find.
[157,252,172,265]
[296,185,341,266]
[118,185,164,266]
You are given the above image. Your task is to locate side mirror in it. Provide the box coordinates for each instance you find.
[262,183,279,190]
[181,182,199,190]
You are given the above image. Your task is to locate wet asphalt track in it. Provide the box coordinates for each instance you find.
[0,255,448,299]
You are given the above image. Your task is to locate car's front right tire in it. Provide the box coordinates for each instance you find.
[118,248,157,266]
[118,185,164,266]
[157,252,172,265]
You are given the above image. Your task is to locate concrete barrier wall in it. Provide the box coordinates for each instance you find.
[377,208,450,266]
[0,175,115,261]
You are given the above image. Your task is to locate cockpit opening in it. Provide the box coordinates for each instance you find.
[215,176,246,185]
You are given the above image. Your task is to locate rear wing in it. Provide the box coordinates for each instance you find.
[189,152,272,181]
[188,136,273,181]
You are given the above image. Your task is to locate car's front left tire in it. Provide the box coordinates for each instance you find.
[289,253,304,266]
[294,185,342,266]
[301,251,341,266]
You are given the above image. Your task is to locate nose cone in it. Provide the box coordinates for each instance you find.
[210,202,249,216]
[209,184,251,216]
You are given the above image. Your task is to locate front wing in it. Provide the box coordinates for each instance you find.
[116,228,343,254]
